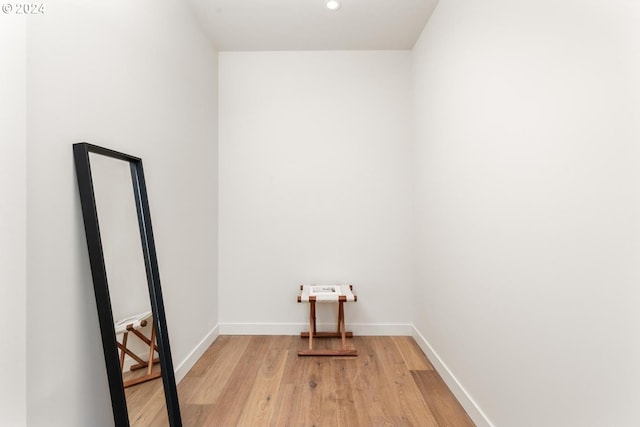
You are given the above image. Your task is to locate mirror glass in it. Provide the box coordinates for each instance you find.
[89,153,169,427]
[74,143,181,427]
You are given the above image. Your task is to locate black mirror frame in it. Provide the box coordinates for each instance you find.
[73,142,182,427]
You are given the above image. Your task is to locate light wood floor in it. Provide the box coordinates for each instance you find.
[126,335,475,427]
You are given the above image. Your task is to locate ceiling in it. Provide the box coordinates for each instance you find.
[187,0,439,51]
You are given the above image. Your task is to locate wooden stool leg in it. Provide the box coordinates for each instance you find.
[119,332,128,370]
[308,300,315,351]
[311,301,317,336]
[338,301,346,350]
[311,300,318,336]
[118,341,149,367]
[147,323,157,376]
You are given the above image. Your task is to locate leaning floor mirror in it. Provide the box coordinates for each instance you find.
[73,143,182,427]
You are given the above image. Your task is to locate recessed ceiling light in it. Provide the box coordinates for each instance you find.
[326,0,341,11]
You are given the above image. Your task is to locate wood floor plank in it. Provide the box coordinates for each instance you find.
[176,376,200,406]
[184,334,252,405]
[374,336,440,426]
[332,358,364,427]
[369,336,414,420]
[179,403,215,427]
[201,335,271,426]
[301,356,338,426]
[187,335,232,378]
[411,370,475,427]
[269,383,304,426]
[370,415,422,426]
[392,336,434,371]
[236,335,291,426]
[124,376,162,420]
[348,336,390,424]
[123,366,168,427]
[282,337,311,385]
[127,381,169,427]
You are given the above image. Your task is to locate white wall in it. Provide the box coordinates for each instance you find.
[0,14,27,427]
[26,1,218,426]
[219,51,414,334]
[412,1,640,426]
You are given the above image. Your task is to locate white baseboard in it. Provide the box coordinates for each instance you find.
[412,326,494,427]
[174,323,219,383]
[219,322,414,336]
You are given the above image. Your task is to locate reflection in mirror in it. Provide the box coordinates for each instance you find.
[74,143,181,427]
[90,153,166,426]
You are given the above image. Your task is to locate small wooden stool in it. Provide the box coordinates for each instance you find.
[114,311,161,388]
[297,284,357,356]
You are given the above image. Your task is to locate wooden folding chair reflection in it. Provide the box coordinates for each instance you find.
[114,311,161,388]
